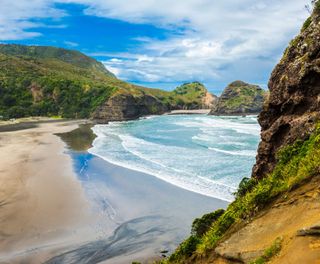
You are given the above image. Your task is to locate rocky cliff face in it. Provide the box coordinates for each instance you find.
[92,92,169,123]
[209,81,265,115]
[93,82,216,123]
[252,9,320,179]
[202,91,218,109]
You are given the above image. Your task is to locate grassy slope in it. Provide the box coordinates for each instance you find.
[0,44,210,119]
[164,124,320,263]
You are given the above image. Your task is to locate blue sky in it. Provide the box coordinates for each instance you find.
[0,0,310,94]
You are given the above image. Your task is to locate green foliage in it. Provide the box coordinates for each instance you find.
[168,236,200,262]
[0,44,115,77]
[191,209,225,237]
[315,0,320,12]
[234,177,257,198]
[302,17,312,32]
[172,82,208,108]
[250,237,282,264]
[199,124,320,252]
[217,81,265,112]
[167,124,320,262]
[0,45,120,119]
[0,44,212,120]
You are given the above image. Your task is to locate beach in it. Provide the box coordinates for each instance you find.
[0,120,95,262]
[0,120,228,264]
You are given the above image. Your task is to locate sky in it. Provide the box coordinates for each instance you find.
[0,0,311,95]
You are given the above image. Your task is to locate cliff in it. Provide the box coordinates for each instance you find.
[209,81,265,115]
[252,5,320,179]
[93,91,168,123]
[93,82,216,123]
[163,4,320,264]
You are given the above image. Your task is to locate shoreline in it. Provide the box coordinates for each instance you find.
[88,147,232,202]
[166,109,211,115]
[0,118,229,264]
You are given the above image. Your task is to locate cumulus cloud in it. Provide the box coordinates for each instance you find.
[0,0,311,89]
[74,0,309,86]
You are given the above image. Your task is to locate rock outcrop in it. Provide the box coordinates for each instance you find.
[209,81,265,115]
[252,8,320,179]
[202,91,218,109]
[173,82,217,109]
[93,82,217,123]
[92,92,169,123]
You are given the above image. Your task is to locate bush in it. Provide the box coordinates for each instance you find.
[235,177,257,198]
[169,236,200,261]
[191,209,225,237]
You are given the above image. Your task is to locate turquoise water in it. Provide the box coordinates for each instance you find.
[89,114,260,201]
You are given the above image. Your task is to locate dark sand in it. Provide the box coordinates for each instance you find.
[43,151,228,264]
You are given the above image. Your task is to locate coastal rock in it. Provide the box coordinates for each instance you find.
[173,82,217,109]
[93,82,217,123]
[92,92,168,123]
[209,80,266,115]
[252,9,320,179]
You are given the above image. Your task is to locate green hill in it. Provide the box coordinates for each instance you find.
[0,44,214,120]
[209,80,266,115]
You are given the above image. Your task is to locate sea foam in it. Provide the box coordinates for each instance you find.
[89,115,260,202]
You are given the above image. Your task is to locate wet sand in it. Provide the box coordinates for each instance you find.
[0,120,93,263]
[43,152,228,264]
[0,120,228,264]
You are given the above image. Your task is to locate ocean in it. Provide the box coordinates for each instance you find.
[89,114,260,202]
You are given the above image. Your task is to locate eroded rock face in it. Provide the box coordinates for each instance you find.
[92,93,168,123]
[252,10,320,179]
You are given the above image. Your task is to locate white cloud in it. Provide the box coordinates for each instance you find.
[64,40,79,47]
[0,0,311,89]
[70,0,309,87]
[0,0,66,40]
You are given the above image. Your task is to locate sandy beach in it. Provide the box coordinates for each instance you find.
[0,120,93,262]
[166,109,211,115]
[0,119,228,264]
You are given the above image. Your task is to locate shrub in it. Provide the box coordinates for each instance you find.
[191,209,225,237]
[234,177,257,198]
[168,236,200,261]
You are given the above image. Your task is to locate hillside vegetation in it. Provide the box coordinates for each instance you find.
[165,124,320,263]
[210,80,265,115]
[0,44,213,120]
